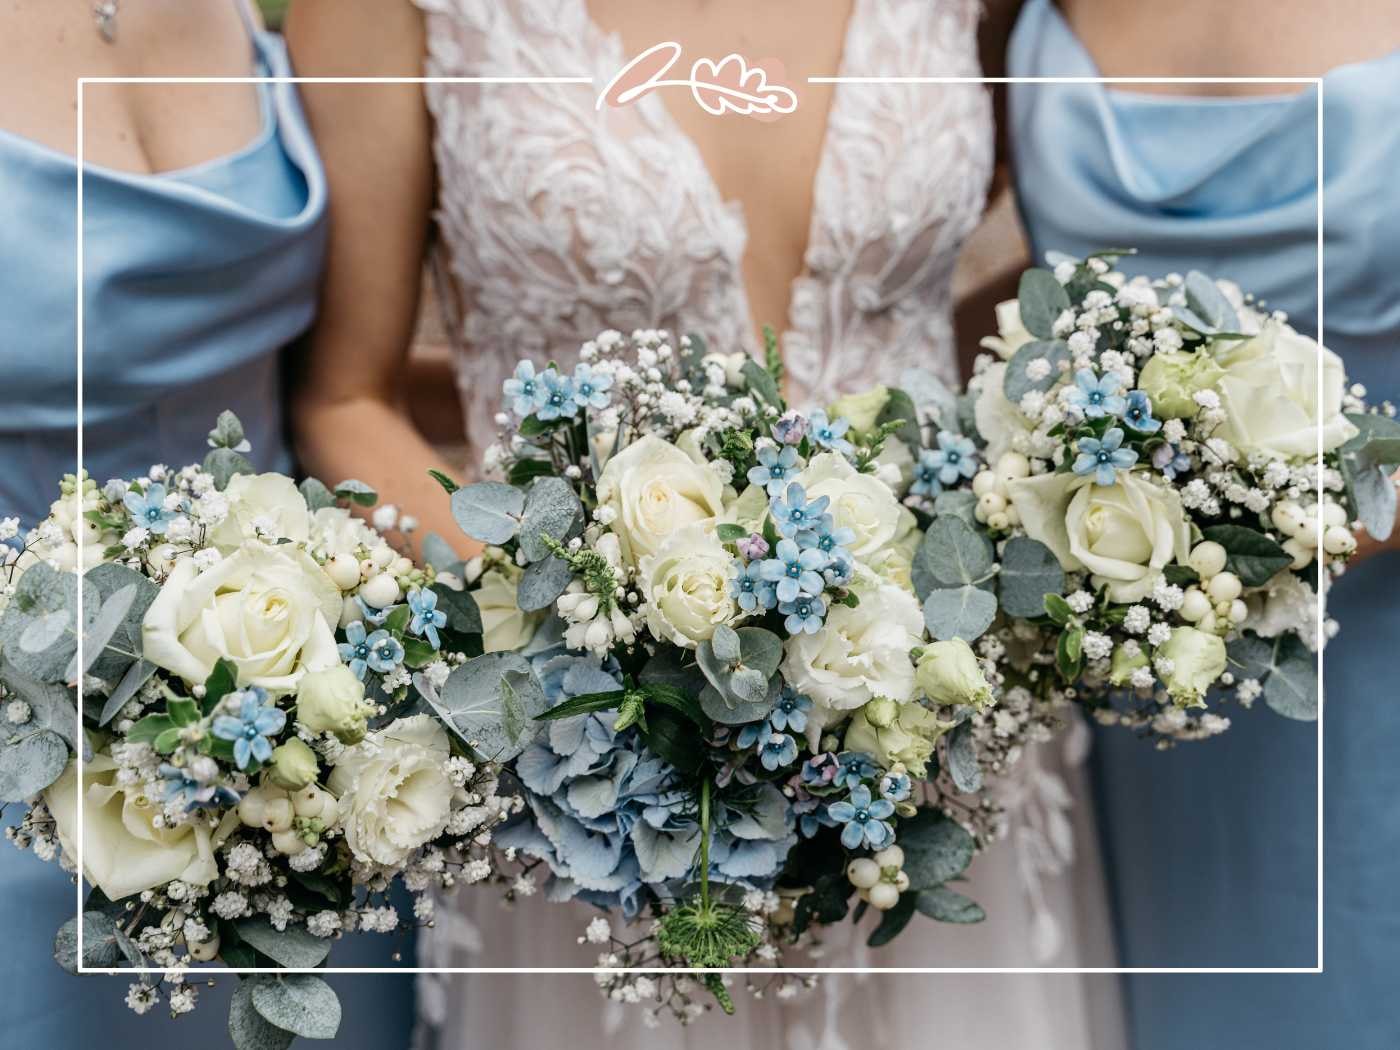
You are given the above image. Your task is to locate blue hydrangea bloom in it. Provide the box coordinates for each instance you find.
[769,482,832,540]
[730,559,778,612]
[926,431,980,485]
[1064,368,1127,419]
[571,363,614,410]
[833,750,878,789]
[780,594,826,635]
[502,360,546,416]
[498,656,795,916]
[828,784,896,850]
[123,482,175,535]
[1121,389,1162,433]
[807,410,855,456]
[407,588,447,649]
[535,368,579,421]
[760,538,827,604]
[747,444,801,496]
[769,687,811,734]
[1152,441,1192,480]
[1073,426,1139,486]
[211,688,285,769]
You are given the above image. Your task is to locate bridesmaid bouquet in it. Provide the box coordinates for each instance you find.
[0,414,520,1047]
[968,251,1397,739]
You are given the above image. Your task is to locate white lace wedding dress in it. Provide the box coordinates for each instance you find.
[408,2,1126,1047]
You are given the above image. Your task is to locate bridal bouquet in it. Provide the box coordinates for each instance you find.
[439,329,1067,1018]
[0,414,518,1047]
[968,251,1396,738]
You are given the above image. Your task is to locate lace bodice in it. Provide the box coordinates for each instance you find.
[411,0,993,454]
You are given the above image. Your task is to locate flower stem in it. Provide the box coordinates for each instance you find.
[698,778,712,912]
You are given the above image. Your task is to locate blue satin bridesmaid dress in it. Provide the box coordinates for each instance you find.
[0,10,414,1048]
[1008,1,1400,1047]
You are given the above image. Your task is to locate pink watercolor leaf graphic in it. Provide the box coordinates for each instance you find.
[689,53,798,117]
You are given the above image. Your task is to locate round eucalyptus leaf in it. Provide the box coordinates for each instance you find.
[436,652,548,761]
[1003,339,1071,404]
[0,728,69,802]
[53,911,121,975]
[710,624,742,664]
[922,585,997,643]
[250,974,342,1040]
[233,918,332,968]
[515,554,574,612]
[917,516,994,589]
[1263,637,1318,721]
[915,886,985,924]
[449,482,525,545]
[699,680,776,726]
[229,979,295,1050]
[898,808,975,890]
[1016,267,1071,340]
[998,536,1065,618]
[945,720,982,794]
[737,627,783,677]
[518,476,585,562]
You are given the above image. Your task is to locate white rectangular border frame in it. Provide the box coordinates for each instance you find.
[74,73,1326,976]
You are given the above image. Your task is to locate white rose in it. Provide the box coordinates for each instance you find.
[328,715,453,868]
[476,559,543,653]
[208,473,312,550]
[781,575,924,749]
[142,541,342,694]
[1215,322,1359,458]
[639,522,738,648]
[46,750,227,900]
[1008,472,1191,603]
[979,299,1035,359]
[972,362,1036,463]
[595,435,726,565]
[796,453,904,564]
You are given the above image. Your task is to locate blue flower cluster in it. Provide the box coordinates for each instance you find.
[339,620,404,680]
[210,687,285,770]
[911,430,980,499]
[728,480,856,636]
[735,687,812,772]
[794,750,901,847]
[502,361,613,420]
[497,656,796,917]
[1063,368,1162,486]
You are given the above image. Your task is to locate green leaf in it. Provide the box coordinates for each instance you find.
[1163,564,1201,587]
[53,912,122,974]
[427,468,460,495]
[518,476,585,563]
[203,658,240,714]
[946,720,982,794]
[710,624,742,664]
[298,477,336,512]
[1177,270,1239,334]
[1339,412,1400,542]
[82,563,160,683]
[0,563,97,682]
[716,523,749,543]
[536,688,627,722]
[741,358,782,409]
[1057,626,1085,680]
[922,585,998,643]
[250,974,342,1040]
[1004,339,1071,403]
[450,482,525,545]
[876,387,923,449]
[642,683,710,728]
[127,712,175,746]
[866,891,917,947]
[99,659,156,726]
[1263,634,1318,721]
[998,536,1065,618]
[515,554,573,612]
[899,808,975,889]
[931,490,978,530]
[208,409,247,450]
[641,706,706,776]
[914,886,985,924]
[233,918,333,968]
[230,979,296,1050]
[507,457,558,487]
[421,533,461,573]
[1201,525,1291,588]
[431,584,482,636]
[167,696,200,726]
[204,447,254,490]
[1017,268,1071,340]
[433,652,548,761]
[918,516,994,588]
[333,479,378,507]
[153,727,183,754]
[1043,593,1074,625]
[0,728,68,802]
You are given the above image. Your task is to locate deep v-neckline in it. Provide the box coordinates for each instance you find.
[576,0,861,353]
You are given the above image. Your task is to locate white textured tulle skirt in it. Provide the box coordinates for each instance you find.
[414,720,1126,1050]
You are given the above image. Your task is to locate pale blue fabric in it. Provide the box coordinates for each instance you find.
[1009,2,1400,1047]
[0,24,411,1050]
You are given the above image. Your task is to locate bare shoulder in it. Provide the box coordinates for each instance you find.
[285,0,426,76]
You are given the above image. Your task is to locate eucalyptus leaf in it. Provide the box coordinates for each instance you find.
[898,367,958,432]
[876,387,923,449]
[54,911,122,974]
[699,678,778,726]
[931,490,978,530]
[449,482,525,545]
[68,583,136,678]
[208,409,247,451]
[1004,339,1071,404]
[435,652,548,761]
[1225,634,1274,682]
[710,624,742,664]
[0,728,69,802]
[250,975,342,1040]
[332,479,378,507]
[1201,525,1291,588]
[0,564,98,682]
[998,536,1065,618]
[1178,270,1239,334]
[946,720,982,793]
[431,584,482,636]
[914,886,985,924]
[917,515,994,588]
[518,476,585,562]
[516,554,573,612]
[922,585,997,643]
[233,918,332,969]
[729,667,769,705]
[82,563,158,683]
[204,447,254,490]
[1016,268,1071,340]
[421,532,462,573]
[1263,634,1319,721]
[21,612,69,654]
[298,477,336,512]
[1339,412,1400,542]
[898,807,975,889]
[0,665,80,754]
[230,979,296,1050]
[740,359,781,408]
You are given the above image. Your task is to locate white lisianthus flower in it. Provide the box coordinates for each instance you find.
[475,558,543,653]
[1156,627,1227,708]
[781,575,924,749]
[638,523,739,648]
[972,362,1037,463]
[141,541,342,694]
[328,715,453,868]
[46,750,226,900]
[1244,570,1322,650]
[796,453,904,564]
[594,435,726,565]
[1008,471,1191,603]
[207,473,312,551]
[1214,322,1359,458]
[979,299,1035,359]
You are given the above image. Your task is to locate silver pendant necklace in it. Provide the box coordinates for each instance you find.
[93,1,119,44]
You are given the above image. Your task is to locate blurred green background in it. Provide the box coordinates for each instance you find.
[257,0,288,30]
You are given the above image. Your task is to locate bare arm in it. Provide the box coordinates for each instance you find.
[285,0,474,556]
